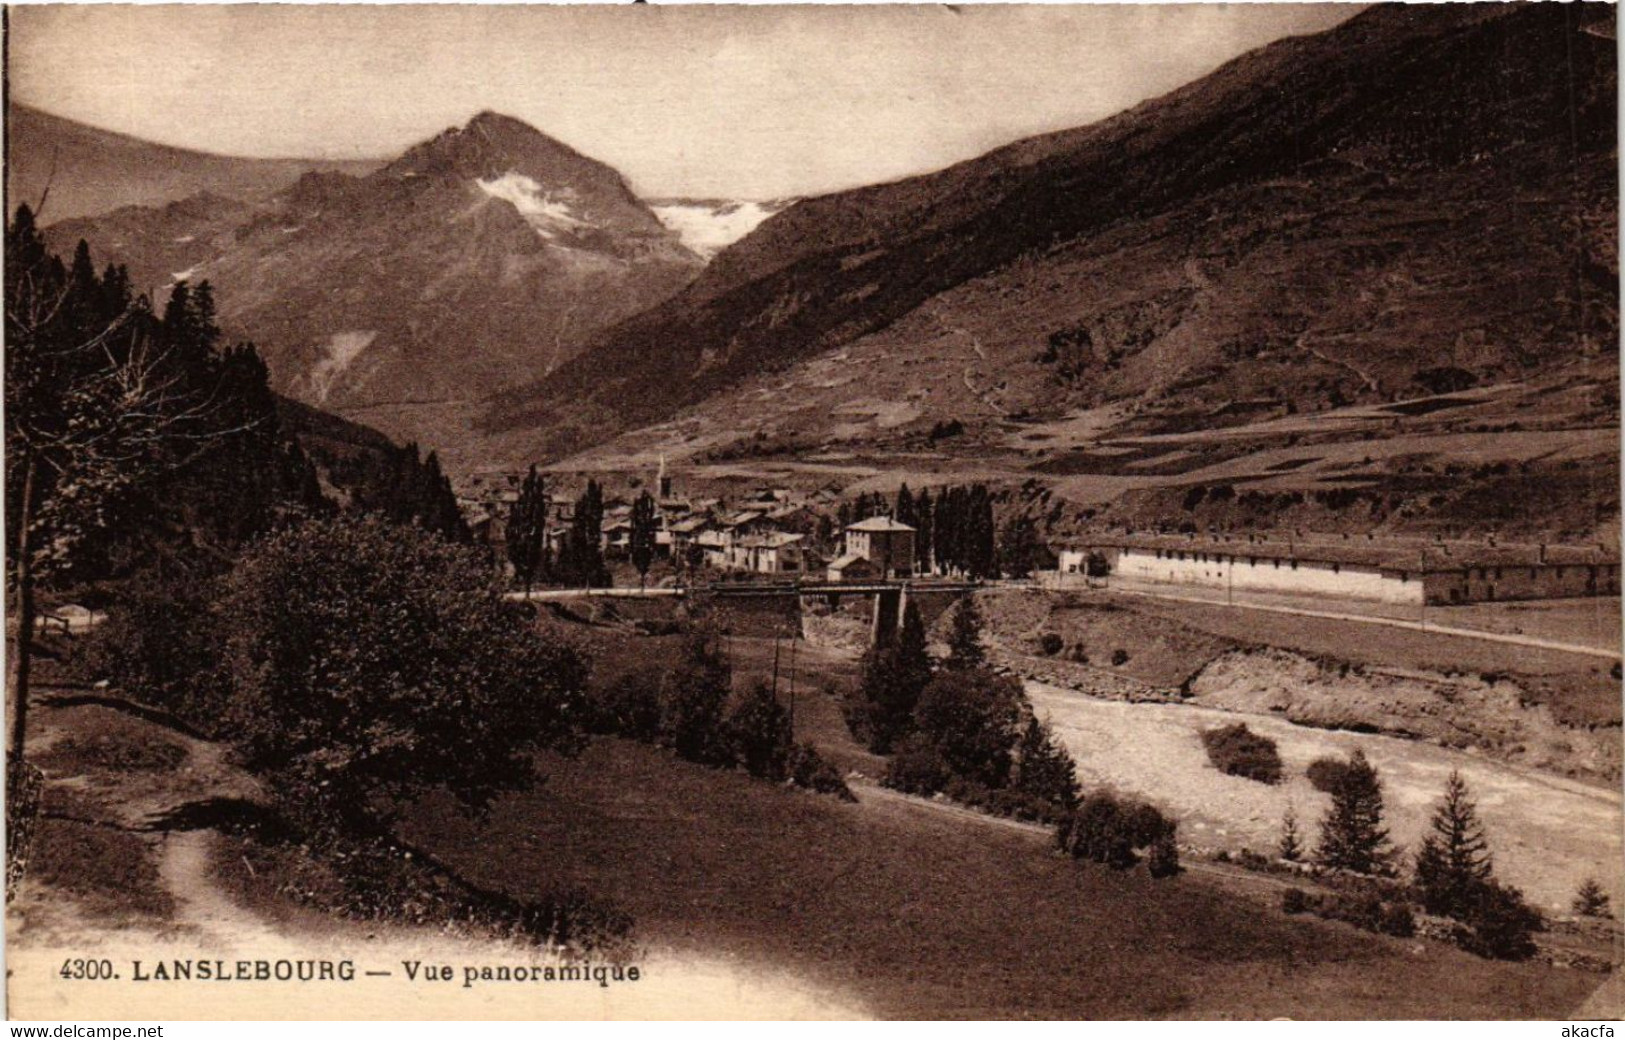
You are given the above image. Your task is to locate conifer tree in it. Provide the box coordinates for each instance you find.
[1414,770,1494,918]
[1315,749,1395,876]
[856,600,932,752]
[945,596,988,670]
[1012,714,1079,814]
[1573,879,1614,919]
[1278,802,1304,862]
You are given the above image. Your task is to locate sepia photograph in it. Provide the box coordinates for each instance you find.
[3,0,1621,1022]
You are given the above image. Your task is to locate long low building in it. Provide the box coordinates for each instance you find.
[1056,536,1620,605]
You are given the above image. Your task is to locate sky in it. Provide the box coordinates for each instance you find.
[8,3,1363,200]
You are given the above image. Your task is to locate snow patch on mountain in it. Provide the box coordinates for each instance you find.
[477,172,593,241]
[308,330,377,403]
[648,199,793,260]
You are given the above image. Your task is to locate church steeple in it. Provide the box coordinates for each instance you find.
[657,453,672,499]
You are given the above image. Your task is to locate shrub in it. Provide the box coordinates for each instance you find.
[943,775,994,809]
[1038,633,1064,656]
[1307,756,1353,794]
[1379,901,1417,938]
[1280,888,1312,915]
[214,514,586,838]
[883,736,952,796]
[657,631,733,766]
[725,681,793,781]
[1147,834,1181,879]
[587,671,662,741]
[1458,881,1543,960]
[1057,793,1138,870]
[1111,648,1130,667]
[80,574,230,727]
[983,786,1070,824]
[786,743,855,801]
[38,733,187,774]
[1057,792,1174,871]
[1199,723,1283,784]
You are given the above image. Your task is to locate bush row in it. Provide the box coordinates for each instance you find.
[587,631,853,800]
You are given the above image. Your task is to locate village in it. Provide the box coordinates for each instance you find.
[454,460,1622,615]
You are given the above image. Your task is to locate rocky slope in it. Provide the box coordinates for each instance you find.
[43,112,703,452]
[484,3,1617,463]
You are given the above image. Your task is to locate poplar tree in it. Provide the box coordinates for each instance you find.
[506,465,548,594]
[914,487,934,574]
[629,490,658,587]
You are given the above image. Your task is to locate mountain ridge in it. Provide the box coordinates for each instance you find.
[42,111,704,453]
[482,2,1616,464]
[5,103,381,223]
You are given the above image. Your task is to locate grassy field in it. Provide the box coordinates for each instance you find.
[400,732,1604,1019]
[12,630,1614,1020]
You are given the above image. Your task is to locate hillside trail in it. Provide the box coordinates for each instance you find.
[157,829,286,948]
[12,694,872,1019]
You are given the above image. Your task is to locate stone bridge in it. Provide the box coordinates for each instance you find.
[702,579,977,645]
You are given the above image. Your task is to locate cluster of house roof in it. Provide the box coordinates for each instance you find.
[455,471,846,575]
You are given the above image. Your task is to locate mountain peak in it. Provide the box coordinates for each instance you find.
[387,111,605,187]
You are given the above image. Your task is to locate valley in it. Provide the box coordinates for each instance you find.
[6,0,1620,1024]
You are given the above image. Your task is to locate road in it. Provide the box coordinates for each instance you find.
[510,576,1617,660]
[1100,582,1620,661]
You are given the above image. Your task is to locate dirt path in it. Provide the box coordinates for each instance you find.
[157,829,284,947]
[12,700,871,1019]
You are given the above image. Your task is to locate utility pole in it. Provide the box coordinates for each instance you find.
[787,634,798,729]
[771,635,782,697]
[1419,546,1427,628]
